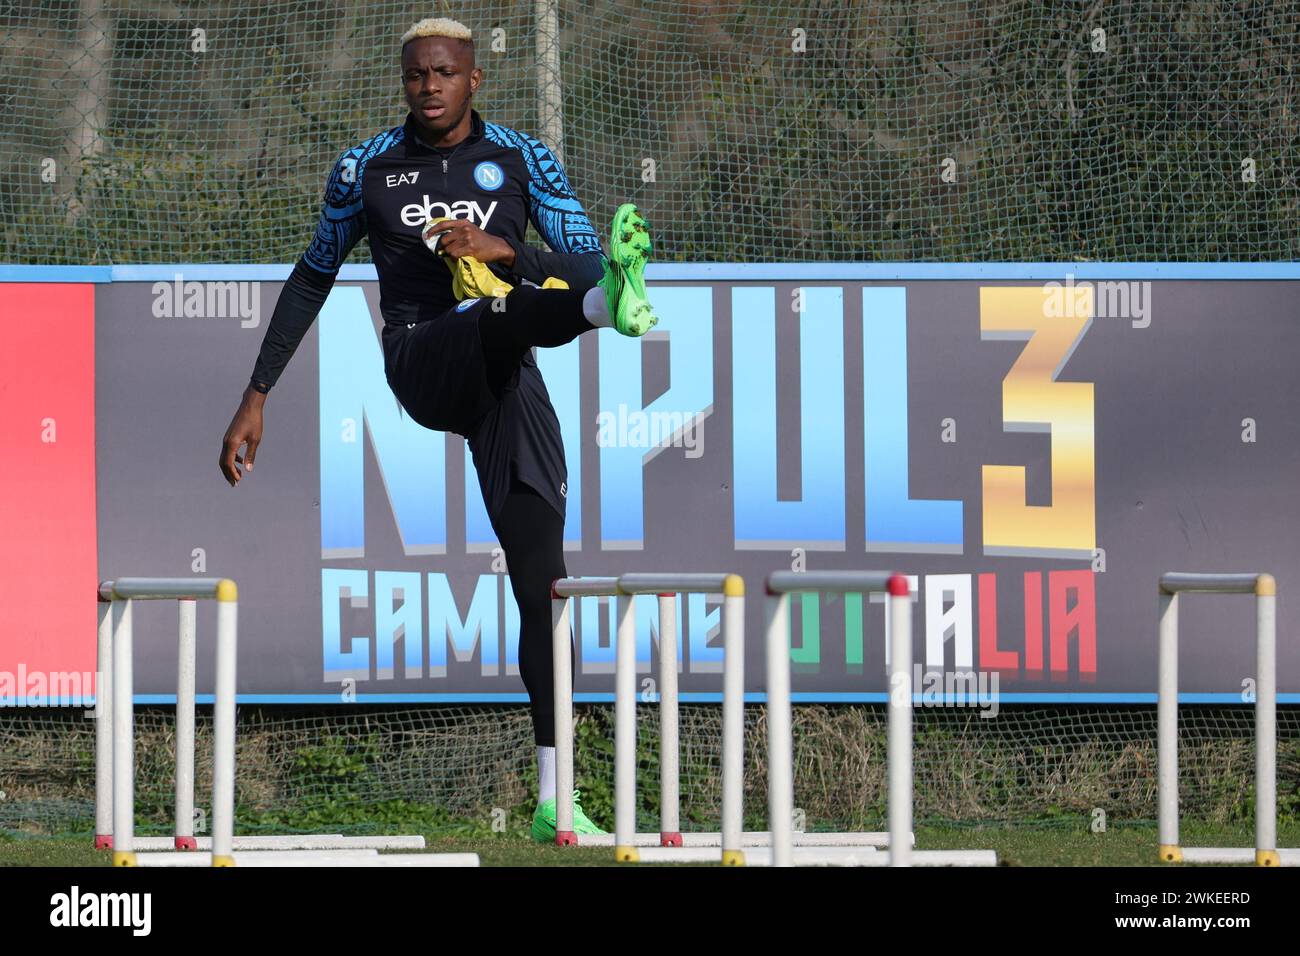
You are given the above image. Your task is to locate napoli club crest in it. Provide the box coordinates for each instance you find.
[473,161,504,191]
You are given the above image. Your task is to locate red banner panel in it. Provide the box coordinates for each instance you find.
[0,283,98,700]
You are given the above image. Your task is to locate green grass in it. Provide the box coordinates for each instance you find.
[919,823,1300,867]
[6,823,1298,867]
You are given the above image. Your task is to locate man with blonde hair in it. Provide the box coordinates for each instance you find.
[220,16,656,842]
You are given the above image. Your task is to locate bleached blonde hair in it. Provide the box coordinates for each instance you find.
[400,17,472,47]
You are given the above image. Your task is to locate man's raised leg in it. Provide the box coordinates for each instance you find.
[475,202,658,352]
[477,284,601,353]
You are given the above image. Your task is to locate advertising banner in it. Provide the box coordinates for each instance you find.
[4,263,1297,703]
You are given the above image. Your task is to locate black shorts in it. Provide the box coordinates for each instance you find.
[382,299,568,527]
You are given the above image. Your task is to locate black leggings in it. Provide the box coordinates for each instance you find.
[490,479,574,747]
[478,284,594,384]
[478,284,594,746]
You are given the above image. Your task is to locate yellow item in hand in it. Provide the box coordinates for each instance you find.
[423,216,515,300]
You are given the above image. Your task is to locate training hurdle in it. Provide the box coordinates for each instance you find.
[96,578,475,868]
[765,571,997,868]
[95,578,238,867]
[551,572,746,864]
[1158,572,1296,867]
[551,573,909,865]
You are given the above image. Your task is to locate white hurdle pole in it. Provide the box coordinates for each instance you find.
[657,593,681,847]
[94,593,114,849]
[211,582,238,867]
[175,599,197,850]
[721,575,746,866]
[765,591,793,868]
[110,596,136,867]
[1157,588,1180,862]
[551,577,620,848]
[614,592,639,862]
[887,575,913,867]
[551,588,576,844]
[1256,577,1277,867]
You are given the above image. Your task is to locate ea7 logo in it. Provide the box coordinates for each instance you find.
[386,171,420,187]
[400,197,498,229]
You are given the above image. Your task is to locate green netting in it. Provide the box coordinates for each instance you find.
[1,1,1296,264]
[3,705,1297,836]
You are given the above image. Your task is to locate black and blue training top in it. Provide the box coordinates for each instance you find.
[250,107,603,389]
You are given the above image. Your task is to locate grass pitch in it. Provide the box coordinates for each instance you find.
[5,823,1297,867]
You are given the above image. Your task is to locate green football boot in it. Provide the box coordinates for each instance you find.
[531,789,607,844]
[598,203,658,337]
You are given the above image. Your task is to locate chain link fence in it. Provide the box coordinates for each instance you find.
[3,704,1297,836]
[1,0,1295,264]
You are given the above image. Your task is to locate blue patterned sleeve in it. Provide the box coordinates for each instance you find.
[485,124,605,290]
[303,147,368,274]
[522,137,602,256]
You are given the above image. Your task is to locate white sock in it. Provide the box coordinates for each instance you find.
[583,286,611,327]
[537,745,557,803]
